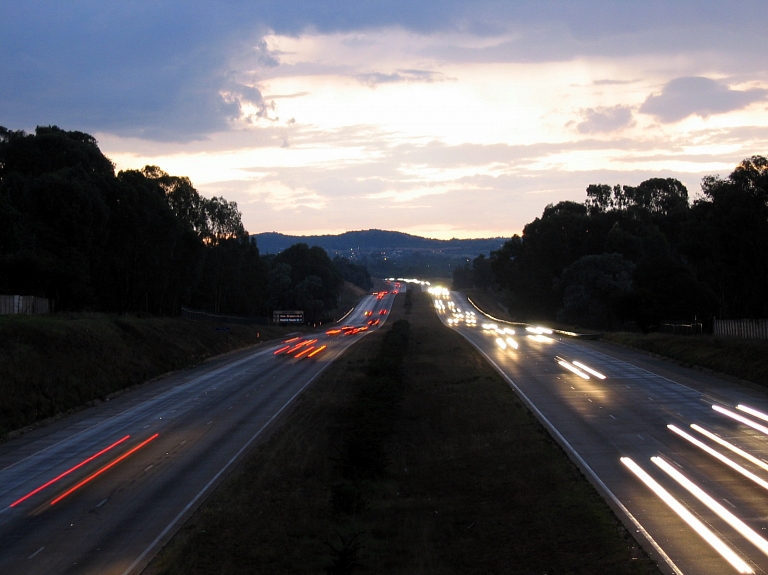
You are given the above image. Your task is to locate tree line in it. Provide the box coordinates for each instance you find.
[454,157,768,330]
[0,126,371,321]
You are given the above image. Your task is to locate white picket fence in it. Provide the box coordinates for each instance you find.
[714,318,768,340]
[0,295,51,315]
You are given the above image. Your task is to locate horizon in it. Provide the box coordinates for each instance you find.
[4,1,767,239]
[252,228,511,241]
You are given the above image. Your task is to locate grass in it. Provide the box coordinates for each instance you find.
[148,291,660,575]
[603,331,768,389]
[0,282,367,439]
[0,313,304,438]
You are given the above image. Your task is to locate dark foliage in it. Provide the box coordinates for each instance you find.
[333,256,373,291]
[491,162,765,328]
[0,126,337,320]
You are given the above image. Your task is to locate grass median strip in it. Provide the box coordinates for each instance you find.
[149,291,660,574]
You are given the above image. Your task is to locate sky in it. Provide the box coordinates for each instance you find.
[3,1,767,239]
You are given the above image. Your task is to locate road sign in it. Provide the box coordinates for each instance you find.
[273,310,304,324]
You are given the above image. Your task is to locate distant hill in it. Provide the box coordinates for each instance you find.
[253,229,510,257]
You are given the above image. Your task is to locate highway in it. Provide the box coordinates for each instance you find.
[432,288,768,575]
[0,289,397,575]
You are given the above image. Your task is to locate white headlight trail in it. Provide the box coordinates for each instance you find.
[691,424,768,474]
[713,405,768,437]
[668,425,768,492]
[572,361,606,379]
[557,360,590,379]
[653,456,768,559]
[621,457,754,574]
[737,405,768,423]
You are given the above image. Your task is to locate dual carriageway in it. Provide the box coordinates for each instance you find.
[3,281,768,575]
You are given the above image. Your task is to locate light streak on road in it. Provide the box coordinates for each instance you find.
[307,345,326,358]
[495,337,507,350]
[691,424,768,473]
[294,346,314,358]
[713,405,768,437]
[526,326,553,335]
[557,360,590,379]
[621,457,754,574]
[668,425,768,492]
[285,339,317,355]
[51,434,160,506]
[505,337,518,349]
[653,456,768,559]
[572,361,606,379]
[737,405,768,423]
[10,435,131,508]
[273,346,291,355]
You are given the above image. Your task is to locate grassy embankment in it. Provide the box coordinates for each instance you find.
[602,332,768,389]
[148,290,660,575]
[0,283,365,439]
[0,314,264,438]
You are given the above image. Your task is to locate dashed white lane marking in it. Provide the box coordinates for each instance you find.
[723,498,736,508]
[609,414,616,420]
[28,547,44,559]
[97,499,108,508]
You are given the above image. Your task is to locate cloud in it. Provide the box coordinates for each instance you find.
[639,77,768,123]
[593,79,638,86]
[220,83,276,123]
[0,2,294,141]
[2,0,767,142]
[355,69,446,86]
[576,106,635,134]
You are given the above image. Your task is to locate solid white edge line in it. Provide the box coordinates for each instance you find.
[119,346,344,575]
[452,332,684,575]
[624,457,753,574]
[0,346,275,475]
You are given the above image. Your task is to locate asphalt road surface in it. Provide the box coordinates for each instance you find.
[0,289,397,575]
[434,289,768,575]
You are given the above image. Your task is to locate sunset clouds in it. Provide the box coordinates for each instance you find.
[3,1,767,238]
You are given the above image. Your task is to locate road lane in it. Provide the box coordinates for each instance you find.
[0,290,396,575]
[435,289,768,575]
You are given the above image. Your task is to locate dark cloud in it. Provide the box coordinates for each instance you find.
[639,77,768,122]
[576,106,635,134]
[1,0,766,141]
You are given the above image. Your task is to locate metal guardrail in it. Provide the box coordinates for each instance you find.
[464,297,602,339]
[660,322,703,335]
